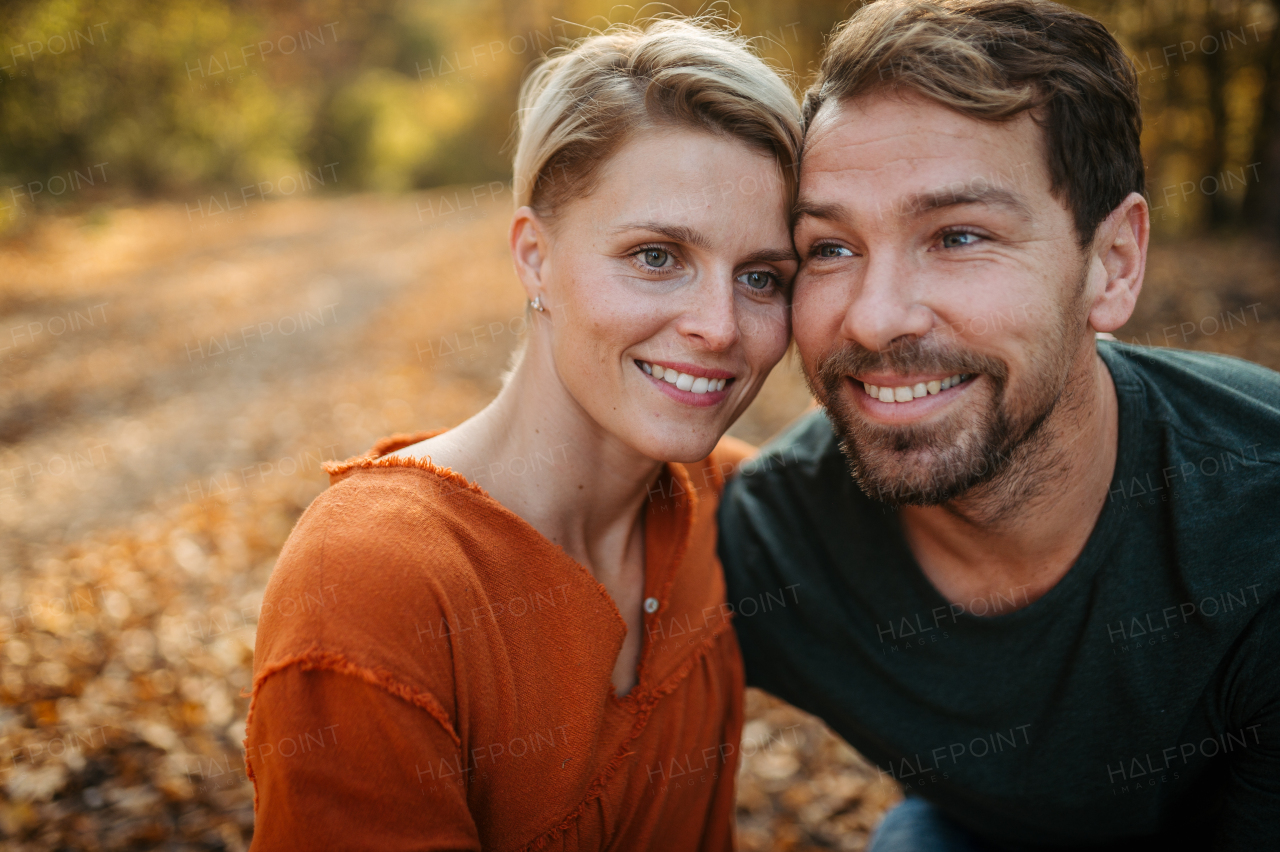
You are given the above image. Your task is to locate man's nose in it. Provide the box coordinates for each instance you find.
[839,251,932,352]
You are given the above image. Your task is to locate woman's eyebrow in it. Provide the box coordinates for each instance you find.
[612,222,712,249]
[612,222,796,263]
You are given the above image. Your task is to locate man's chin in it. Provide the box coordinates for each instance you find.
[840,440,981,507]
[825,397,1008,507]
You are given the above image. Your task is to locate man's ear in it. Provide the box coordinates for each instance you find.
[510,206,549,303]
[1087,192,1149,334]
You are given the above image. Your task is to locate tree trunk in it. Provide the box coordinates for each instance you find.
[1245,5,1280,244]
[1201,6,1233,228]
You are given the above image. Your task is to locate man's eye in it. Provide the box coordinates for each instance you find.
[639,248,672,268]
[815,244,853,258]
[737,270,777,291]
[941,232,980,249]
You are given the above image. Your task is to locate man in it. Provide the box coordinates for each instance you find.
[718,1,1280,849]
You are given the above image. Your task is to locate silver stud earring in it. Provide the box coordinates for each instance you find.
[531,295,545,312]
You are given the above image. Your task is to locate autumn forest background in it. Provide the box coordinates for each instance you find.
[2,0,1279,849]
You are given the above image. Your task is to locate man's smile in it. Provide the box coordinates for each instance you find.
[844,372,979,423]
[854,372,975,403]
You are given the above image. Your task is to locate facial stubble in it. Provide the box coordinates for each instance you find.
[808,279,1087,515]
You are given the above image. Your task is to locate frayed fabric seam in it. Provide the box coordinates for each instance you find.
[322,430,487,496]
[242,645,461,814]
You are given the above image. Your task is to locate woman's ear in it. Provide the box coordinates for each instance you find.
[510,206,549,303]
[1087,191,1149,334]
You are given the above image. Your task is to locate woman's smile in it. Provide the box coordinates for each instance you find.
[634,358,736,407]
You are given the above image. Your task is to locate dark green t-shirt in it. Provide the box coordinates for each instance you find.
[719,341,1280,850]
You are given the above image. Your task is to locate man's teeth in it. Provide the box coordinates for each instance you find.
[637,360,727,393]
[864,374,970,403]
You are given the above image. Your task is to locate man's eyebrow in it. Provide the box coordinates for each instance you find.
[902,186,1033,219]
[791,187,1034,225]
[612,222,712,249]
[791,200,852,224]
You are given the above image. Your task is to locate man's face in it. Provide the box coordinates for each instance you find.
[791,91,1093,506]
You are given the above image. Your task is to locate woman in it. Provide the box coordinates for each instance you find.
[244,19,801,850]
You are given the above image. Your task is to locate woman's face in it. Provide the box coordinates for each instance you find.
[514,127,795,463]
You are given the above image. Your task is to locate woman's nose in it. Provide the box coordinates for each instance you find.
[673,272,741,351]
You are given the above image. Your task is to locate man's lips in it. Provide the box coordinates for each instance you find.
[854,371,956,386]
[856,371,972,404]
[845,372,977,421]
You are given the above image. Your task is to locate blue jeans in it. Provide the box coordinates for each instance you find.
[867,797,998,852]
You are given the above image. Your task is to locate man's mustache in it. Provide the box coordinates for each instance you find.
[813,337,1009,389]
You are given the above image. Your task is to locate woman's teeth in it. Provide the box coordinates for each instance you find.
[864,374,970,403]
[637,360,728,394]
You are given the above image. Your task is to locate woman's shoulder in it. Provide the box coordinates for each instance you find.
[287,458,487,569]
[290,441,493,572]
[253,439,512,684]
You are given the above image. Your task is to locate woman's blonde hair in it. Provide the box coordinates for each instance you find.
[512,18,802,220]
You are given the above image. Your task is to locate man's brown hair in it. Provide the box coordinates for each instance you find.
[803,0,1143,247]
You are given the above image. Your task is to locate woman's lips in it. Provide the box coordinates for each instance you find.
[635,359,733,407]
[635,359,731,393]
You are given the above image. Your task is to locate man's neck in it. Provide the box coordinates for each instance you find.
[897,347,1119,614]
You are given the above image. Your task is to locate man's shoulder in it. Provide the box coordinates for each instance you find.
[734,408,842,483]
[1102,341,1280,459]
[1101,342,1280,572]
[720,407,886,538]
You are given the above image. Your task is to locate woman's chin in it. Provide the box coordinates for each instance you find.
[630,431,724,466]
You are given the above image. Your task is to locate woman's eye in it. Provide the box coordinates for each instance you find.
[738,270,776,291]
[941,232,980,249]
[639,248,672,268]
[815,244,853,258]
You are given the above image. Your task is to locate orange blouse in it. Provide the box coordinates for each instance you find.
[244,431,754,850]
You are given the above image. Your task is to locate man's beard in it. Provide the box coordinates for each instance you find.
[807,294,1083,510]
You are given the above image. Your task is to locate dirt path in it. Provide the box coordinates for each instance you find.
[2,194,1275,849]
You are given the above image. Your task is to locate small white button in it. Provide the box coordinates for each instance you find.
[643,597,660,614]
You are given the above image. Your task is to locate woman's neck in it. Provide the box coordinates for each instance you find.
[434,350,665,577]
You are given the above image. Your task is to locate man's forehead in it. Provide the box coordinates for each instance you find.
[800,92,1047,193]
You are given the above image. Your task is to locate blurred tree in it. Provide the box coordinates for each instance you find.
[1246,0,1280,242]
[0,0,486,222]
[0,0,1276,244]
